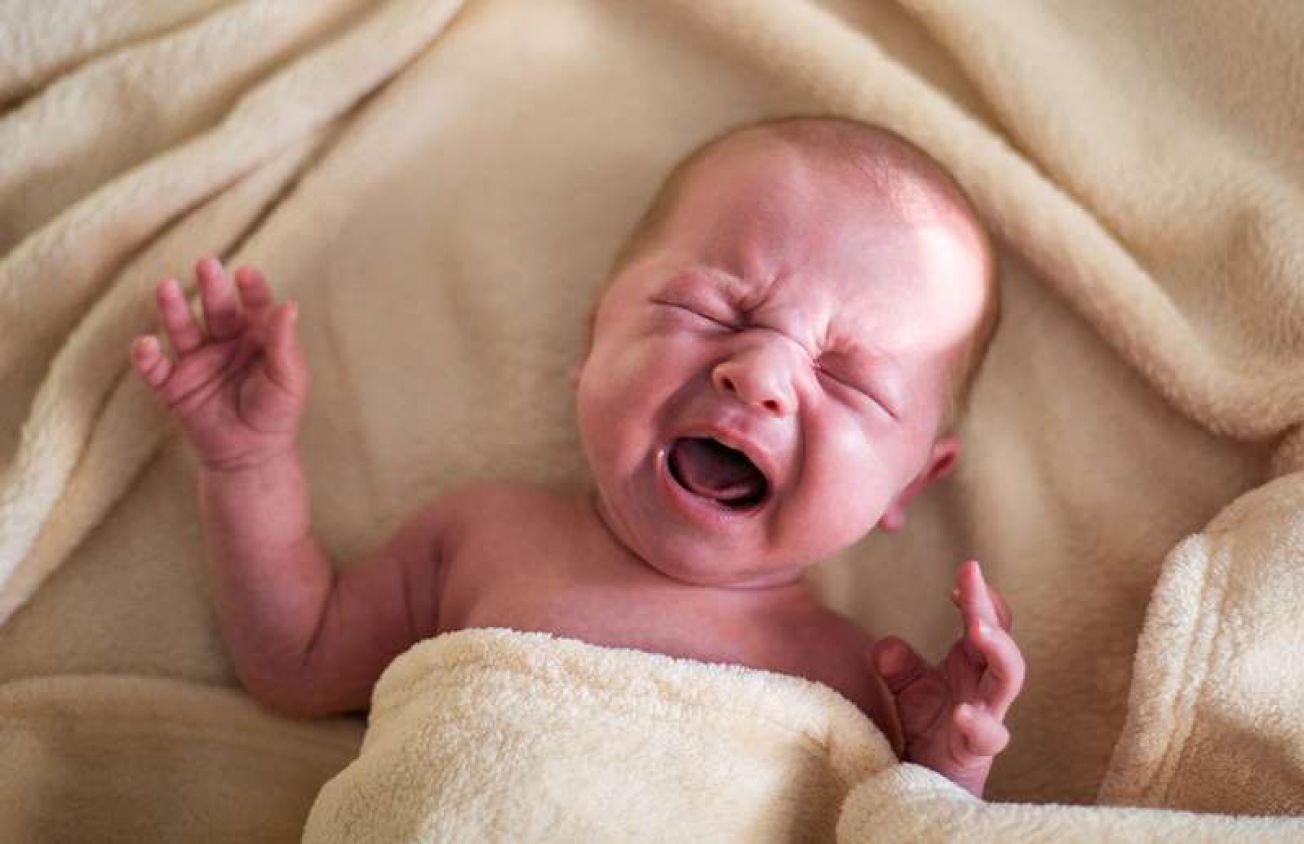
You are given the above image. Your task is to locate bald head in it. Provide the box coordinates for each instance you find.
[607,115,999,430]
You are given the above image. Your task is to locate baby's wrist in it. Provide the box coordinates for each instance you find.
[197,447,311,545]
[198,445,300,477]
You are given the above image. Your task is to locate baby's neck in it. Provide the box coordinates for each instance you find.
[582,486,815,598]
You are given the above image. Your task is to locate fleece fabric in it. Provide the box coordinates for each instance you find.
[2,0,1302,839]
[302,628,894,843]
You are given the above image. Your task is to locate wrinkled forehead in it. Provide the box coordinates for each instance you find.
[620,133,989,384]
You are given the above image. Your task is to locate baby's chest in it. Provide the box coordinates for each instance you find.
[436,551,734,660]
[430,499,889,727]
[439,548,874,695]
[435,527,676,635]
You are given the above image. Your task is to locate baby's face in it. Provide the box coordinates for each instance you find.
[576,133,987,587]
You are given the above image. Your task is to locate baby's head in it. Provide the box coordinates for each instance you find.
[576,115,997,588]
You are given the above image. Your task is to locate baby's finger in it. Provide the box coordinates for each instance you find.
[233,266,274,325]
[990,585,1013,632]
[955,561,1000,664]
[871,636,930,697]
[156,278,204,354]
[130,335,173,390]
[954,703,1010,757]
[973,623,1025,719]
[264,301,306,394]
[953,578,1011,636]
[957,561,1003,638]
[196,258,244,340]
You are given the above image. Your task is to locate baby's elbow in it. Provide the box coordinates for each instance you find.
[239,668,355,720]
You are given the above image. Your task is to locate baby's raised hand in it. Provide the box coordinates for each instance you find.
[129,258,308,472]
[871,560,1024,798]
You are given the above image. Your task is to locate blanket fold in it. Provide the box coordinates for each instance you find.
[839,765,1303,843]
[2,0,1304,839]
[302,628,895,843]
[0,674,361,843]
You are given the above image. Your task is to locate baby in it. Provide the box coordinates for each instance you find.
[129,115,1023,799]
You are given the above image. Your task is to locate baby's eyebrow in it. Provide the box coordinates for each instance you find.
[689,265,754,301]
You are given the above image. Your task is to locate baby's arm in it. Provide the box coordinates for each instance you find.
[871,561,1024,798]
[131,258,442,717]
[197,456,445,717]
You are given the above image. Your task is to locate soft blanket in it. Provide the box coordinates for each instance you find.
[302,628,894,842]
[2,0,1302,840]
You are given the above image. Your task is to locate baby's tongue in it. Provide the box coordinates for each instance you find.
[670,438,763,504]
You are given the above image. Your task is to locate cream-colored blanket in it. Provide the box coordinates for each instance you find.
[2,0,1303,840]
[303,628,895,842]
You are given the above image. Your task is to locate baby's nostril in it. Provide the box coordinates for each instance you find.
[763,399,780,413]
[721,375,737,393]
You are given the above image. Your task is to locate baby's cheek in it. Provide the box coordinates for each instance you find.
[830,471,891,538]
[576,347,667,469]
[591,333,671,387]
[777,488,880,565]
[812,431,894,528]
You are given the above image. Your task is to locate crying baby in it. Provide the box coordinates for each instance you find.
[130,114,1023,801]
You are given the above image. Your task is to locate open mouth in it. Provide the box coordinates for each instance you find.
[667,437,769,511]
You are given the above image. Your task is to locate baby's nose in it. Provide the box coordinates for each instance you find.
[710,343,798,417]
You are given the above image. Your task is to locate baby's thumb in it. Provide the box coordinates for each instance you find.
[872,636,928,696]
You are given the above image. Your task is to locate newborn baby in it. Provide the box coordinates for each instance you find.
[129,115,1023,799]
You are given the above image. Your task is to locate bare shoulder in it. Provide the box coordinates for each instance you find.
[436,479,569,515]
[781,605,900,744]
[798,607,878,675]
[440,479,560,505]
[430,479,577,539]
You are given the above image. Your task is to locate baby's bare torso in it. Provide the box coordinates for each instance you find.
[431,484,899,739]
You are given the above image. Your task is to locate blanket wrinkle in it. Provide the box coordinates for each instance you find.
[0,0,466,624]
[0,128,329,625]
[0,0,376,256]
[1270,425,1304,477]
[0,673,362,843]
[0,0,1301,839]
[0,0,228,103]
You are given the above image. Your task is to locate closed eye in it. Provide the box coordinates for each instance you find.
[651,299,737,330]
[815,366,894,419]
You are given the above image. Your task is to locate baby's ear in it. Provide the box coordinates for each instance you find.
[924,436,959,481]
[878,437,960,532]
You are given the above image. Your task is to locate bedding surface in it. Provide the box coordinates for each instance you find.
[2,0,1303,839]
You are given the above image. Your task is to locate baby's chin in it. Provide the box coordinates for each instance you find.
[603,502,839,590]
[642,512,888,588]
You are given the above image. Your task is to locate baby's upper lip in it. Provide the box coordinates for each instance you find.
[668,411,787,499]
